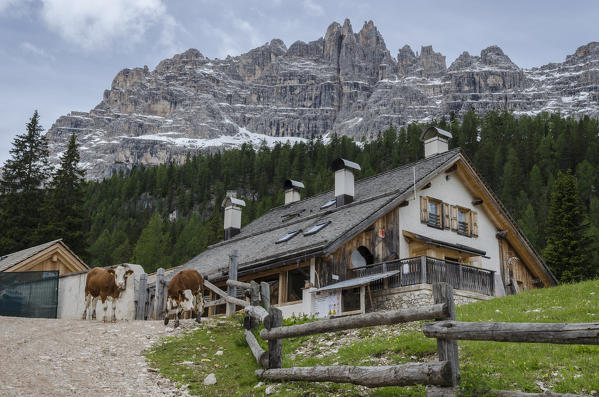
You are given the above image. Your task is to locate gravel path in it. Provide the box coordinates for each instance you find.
[0,316,196,397]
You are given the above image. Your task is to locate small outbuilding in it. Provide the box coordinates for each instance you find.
[0,239,89,275]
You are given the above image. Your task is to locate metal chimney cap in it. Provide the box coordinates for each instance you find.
[331,158,361,172]
[283,179,305,190]
[221,196,246,208]
[420,126,452,141]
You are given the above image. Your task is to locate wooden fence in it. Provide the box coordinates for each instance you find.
[248,282,460,387]
[152,255,597,394]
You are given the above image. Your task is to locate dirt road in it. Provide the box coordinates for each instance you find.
[0,317,195,397]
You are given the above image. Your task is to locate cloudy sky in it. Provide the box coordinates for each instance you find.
[0,0,597,164]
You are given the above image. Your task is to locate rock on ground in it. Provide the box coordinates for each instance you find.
[0,316,196,397]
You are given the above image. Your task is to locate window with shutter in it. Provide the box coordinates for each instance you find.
[427,198,442,228]
[420,196,429,223]
[443,203,450,229]
[450,205,458,231]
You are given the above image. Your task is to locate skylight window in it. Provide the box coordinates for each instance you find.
[303,221,330,236]
[275,230,301,244]
[320,199,336,210]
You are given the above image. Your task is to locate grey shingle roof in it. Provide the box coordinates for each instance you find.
[183,149,461,279]
[0,239,63,271]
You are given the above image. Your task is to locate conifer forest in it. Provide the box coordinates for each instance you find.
[1,110,598,282]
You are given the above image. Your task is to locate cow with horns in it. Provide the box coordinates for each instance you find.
[164,269,205,327]
[82,265,134,322]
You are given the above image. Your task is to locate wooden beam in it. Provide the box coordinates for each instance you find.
[255,361,451,387]
[489,390,584,397]
[135,273,147,320]
[245,305,269,325]
[226,279,252,290]
[204,298,227,308]
[267,307,283,369]
[227,250,239,317]
[260,304,447,340]
[204,280,248,308]
[245,329,269,368]
[432,283,459,387]
[422,321,599,344]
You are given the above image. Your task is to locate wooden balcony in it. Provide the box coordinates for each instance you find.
[346,256,495,296]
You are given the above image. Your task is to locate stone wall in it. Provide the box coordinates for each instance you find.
[371,284,491,311]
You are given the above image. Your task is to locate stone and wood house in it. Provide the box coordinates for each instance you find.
[183,127,557,318]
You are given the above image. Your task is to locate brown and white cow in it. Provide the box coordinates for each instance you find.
[82,265,134,322]
[164,269,204,327]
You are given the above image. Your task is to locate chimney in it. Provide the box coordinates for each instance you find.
[420,127,452,158]
[222,191,245,240]
[331,158,361,207]
[283,179,304,205]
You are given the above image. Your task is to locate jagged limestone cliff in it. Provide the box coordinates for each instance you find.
[45,19,599,180]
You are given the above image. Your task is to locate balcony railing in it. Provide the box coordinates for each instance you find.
[348,256,495,296]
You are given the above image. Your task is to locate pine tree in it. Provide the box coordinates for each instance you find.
[543,171,596,282]
[133,214,169,273]
[44,134,88,256]
[0,111,51,253]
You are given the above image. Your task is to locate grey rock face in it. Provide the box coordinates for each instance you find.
[45,19,599,180]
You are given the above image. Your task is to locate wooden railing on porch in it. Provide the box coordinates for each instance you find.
[346,256,495,296]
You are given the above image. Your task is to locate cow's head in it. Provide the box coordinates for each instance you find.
[179,289,195,312]
[108,265,134,290]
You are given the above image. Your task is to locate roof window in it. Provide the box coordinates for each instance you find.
[320,199,336,210]
[303,221,331,236]
[275,230,301,244]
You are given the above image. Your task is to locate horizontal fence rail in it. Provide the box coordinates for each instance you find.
[255,283,460,388]
[204,279,249,308]
[422,321,599,345]
[260,303,448,340]
[255,361,452,387]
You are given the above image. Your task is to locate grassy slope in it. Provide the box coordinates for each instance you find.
[145,280,599,396]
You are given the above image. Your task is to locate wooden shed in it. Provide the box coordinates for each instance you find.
[0,239,89,275]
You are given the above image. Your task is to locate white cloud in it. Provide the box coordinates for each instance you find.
[21,41,56,61]
[39,0,176,51]
[201,16,262,58]
[0,0,20,12]
[302,0,324,16]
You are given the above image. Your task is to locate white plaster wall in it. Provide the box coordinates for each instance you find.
[398,171,502,275]
[57,272,87,319]
[277,302,304,319]
[57,264,146,321]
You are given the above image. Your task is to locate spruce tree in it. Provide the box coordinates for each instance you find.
[0,111,51,253]
[44,134,88,256]
[133,214,169,272]
[543,171,596,282]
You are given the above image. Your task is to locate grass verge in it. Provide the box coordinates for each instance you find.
[146,279,599,396]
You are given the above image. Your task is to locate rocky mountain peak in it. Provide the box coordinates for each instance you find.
[449,46,518,72]
[568,42,599,62]
[397,44,445,77]
[480,45,518,69]
[174,48,205,61]
[44,19,599,180]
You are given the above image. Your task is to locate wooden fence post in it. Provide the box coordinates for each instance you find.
[421,255,428,284]
[267,307,283,369]
[432,283,459,386]
[154,268,166,320]
[260,281,271,310]
[136,272,147,320]
[226,250,238,317]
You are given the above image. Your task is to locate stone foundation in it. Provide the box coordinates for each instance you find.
[371,284,491,311]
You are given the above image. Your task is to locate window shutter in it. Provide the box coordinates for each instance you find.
[450,205,458,231]
[443,203,450,229]
[420,196,429,223]
[471,211,478,237]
